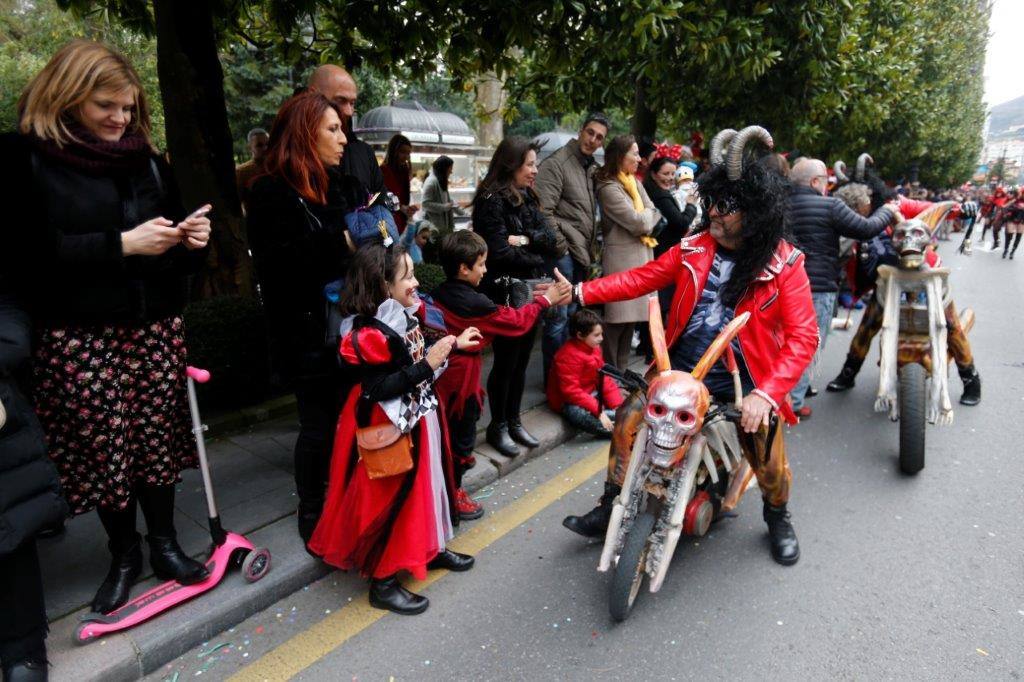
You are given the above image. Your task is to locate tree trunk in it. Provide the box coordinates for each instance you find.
[631,78,657,143]
[152,0,254,298]
[475,71,506,148]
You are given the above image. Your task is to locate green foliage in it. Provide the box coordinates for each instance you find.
[413,262,445,295]
[0,0,164,147]
[183,295,272,409]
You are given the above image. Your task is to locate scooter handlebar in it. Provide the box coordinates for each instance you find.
[186,367,211,384]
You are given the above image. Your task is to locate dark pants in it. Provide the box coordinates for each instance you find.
[293,371,347,512]
[447,398,482,488]
[0,540,47,668]
[541,254,581,383]
[488,326,538,426]
[563,403,615,437]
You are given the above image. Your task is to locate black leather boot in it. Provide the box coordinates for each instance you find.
[91,539,142,614]
[763,502,800,566]
[959,365,981,406]
[507,420,540,448]
[2,659,49,682]
[296,499,322,544]
[427,549,475,572]
[486,422,522,458]
[146,533,209,584]
[562,482,620,538]
[827,357,863,392]
[368,576,429,615]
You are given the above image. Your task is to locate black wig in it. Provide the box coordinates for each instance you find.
[694,161,790,307]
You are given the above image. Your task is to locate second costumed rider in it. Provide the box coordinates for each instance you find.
[561,127,818,565]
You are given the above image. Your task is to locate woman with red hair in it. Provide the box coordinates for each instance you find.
[247,92,363,542]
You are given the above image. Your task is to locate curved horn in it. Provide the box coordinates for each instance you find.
[726,125,774,182]
[833,160,849,183]
[708,129,737,165]
[855,153,874,182]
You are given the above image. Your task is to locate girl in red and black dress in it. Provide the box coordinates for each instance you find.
[1002,188,1024,259]
[309,245,481,615]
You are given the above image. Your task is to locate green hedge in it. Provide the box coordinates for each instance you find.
[414,262,445,295]
[183,295,273,409]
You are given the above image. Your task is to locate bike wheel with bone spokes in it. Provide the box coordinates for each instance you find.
[609,510,657,622]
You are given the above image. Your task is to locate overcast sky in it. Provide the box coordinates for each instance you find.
[984,0,1022,108]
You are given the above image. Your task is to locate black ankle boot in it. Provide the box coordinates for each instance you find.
[763,502,800,566]
[562,482,620,538]
[146,534,209,585]
[368,576,429,615]
[507,420,540,448]
[296,500,322,544]
[827,358,862,392]
[2,659,49,682]
[959,365,981,406]
[91,540,142,614]
[486,422,521,458]
[427,549,475,572]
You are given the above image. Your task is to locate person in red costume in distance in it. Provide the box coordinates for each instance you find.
[560,127,818,565]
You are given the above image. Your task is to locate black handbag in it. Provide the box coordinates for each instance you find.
[493,275,531,309]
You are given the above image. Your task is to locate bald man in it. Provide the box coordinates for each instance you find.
[786,158,899,416]
[308,64,386,195]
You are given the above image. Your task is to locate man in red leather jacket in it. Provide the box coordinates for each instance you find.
[561,157,817,565]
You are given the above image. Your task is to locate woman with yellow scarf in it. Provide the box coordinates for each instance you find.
[594,135,663,370]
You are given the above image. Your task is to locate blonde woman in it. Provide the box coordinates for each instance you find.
[0,40,212,615]
[596,135,662,369]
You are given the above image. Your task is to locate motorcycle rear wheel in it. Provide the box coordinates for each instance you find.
[609,511,657,622]
[898,362,927,475]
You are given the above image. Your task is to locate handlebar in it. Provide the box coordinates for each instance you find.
[186,367,211,384]
[598,364,648,394]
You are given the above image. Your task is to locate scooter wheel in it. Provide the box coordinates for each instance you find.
[242,548,272,583]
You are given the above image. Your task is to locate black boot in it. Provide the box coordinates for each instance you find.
[136,484,209,584]
[93,503,143,614]
[562,482,620,538]
[90,539,142,614]
[507,419,540,448]
[2,659,49,682]
[958,365,981,406]
[763,502,800,566]
[296,499,322,545]
[486,422,522,458]
[827,357,863,392]
[368,576,429,615]
[427,549,475,572]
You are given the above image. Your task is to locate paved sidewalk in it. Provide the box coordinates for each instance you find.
[42,343,638,680]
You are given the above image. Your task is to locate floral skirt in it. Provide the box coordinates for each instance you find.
[32,317,197,515]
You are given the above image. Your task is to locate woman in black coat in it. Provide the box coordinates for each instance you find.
[471,137,562,457]
[0,286,66,680]
[245,92,357,544]
[3,41,212,617]
[642,156,698,258]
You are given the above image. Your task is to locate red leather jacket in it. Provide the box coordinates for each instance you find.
[580,231,817,424]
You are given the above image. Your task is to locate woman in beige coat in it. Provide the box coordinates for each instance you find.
[597,135,662,369]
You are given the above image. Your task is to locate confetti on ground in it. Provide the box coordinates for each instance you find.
[198,643,230,658]
[254,626,264,635]
[977,648,989,656]
[472,487,495,501]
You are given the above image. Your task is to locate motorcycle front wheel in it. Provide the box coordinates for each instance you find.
[898,362,927,475]
[609,510,657,622]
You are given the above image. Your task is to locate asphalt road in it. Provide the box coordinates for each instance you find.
[150,236,1024,681]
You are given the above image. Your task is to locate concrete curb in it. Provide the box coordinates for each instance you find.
[48,403,579,682]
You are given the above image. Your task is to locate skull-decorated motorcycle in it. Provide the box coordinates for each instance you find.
[597,298,766,621]
[874,202,975,474]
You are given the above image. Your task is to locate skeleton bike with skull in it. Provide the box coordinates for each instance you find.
[598,298,764,621]
[874,202,974,474]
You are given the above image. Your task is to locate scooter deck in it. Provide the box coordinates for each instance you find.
[76,532,255,643]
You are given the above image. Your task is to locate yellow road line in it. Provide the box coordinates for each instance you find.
[230,445,608,682]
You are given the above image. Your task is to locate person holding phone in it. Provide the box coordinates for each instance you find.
[0,40,212,616]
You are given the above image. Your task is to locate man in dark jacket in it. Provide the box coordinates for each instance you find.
[308,65,386,196]
[786,158,899,416]
[534,112,609,378]
[0,287,67,680]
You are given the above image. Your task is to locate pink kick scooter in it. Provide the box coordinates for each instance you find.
[75,367,272,644]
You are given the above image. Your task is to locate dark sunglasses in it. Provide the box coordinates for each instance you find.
[701,195,740,215]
